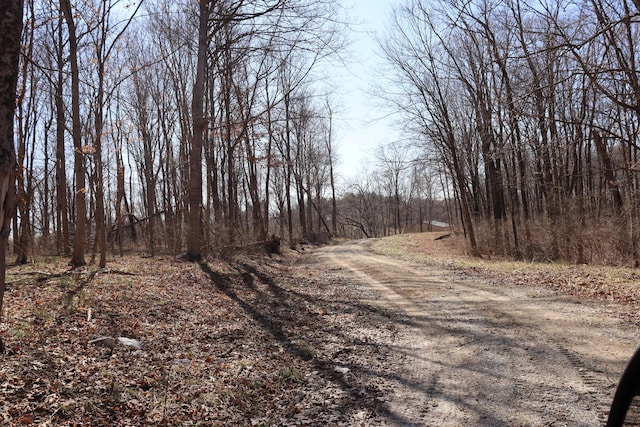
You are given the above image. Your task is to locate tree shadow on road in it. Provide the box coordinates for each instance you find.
[198,259,420,425]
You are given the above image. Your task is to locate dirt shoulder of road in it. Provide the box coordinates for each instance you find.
[368,232,640,324]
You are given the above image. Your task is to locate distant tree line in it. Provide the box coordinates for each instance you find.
[339,142,453,239]
[380,0,640,266]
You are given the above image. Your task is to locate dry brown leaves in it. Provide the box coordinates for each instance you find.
[0,253,399,426]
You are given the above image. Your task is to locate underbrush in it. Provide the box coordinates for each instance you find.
[471,212,640,267]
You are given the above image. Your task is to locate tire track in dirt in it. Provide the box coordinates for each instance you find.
[313,241,638,426]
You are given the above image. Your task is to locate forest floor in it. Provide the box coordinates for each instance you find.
[1,233,640,425]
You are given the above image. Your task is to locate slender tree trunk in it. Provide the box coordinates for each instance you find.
[326,103,337,237]
[55,14,70,255]
[263,85,274,237]
[204,73,220,248]
[0,0,22,349]
[115,149,125,256]
[222,59,238,244]
[159,105,178,254]
[62,0,86,267]
[304,164,312,237]
[296,174,307,238]
[42,117,51,249]
[284,93,294,246]
[14,1,34,265]
[94,64,107,267]
[135,85,157,256]
[245,134,265,240]
[14,100,28,264]
[143,139,156,257]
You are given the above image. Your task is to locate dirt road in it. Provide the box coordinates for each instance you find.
[312,240,639,426]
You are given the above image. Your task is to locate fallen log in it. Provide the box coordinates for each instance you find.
[434,233,453,241]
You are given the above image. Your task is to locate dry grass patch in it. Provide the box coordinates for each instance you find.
[370,232,640,323]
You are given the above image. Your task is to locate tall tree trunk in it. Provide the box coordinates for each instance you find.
[186,0,208,261]
[245,134,265,240]
[143,136,156,257]
[326,102,337,237]
[222,46,238,244]
[14,99,28,265]
[93,63,107,268]
[263,90,273,238]
[115,148,126,256]
[206,72,222,247]
[14,0,33,265]
[136,84,157,256]
[0,0,22,350]
[42,116,51,249]
[284,92,294,246]
[159,104,177,254]
[55,14,70,255]
[62,0,86,267]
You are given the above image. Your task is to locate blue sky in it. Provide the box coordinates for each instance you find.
[332,0,401,185]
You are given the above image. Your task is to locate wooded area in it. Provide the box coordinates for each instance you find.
[6,0,640,272]
[380,0,640,266]
[13,0,348,263]
[9,0,455,267]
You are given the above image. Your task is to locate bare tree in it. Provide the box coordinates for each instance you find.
[14,0,36,264]
[0,0,22,350]
[185,0,209,261]
[379,1,479,254]
[376,142,410,234]
[87,0,144,267]
[323,98,338,237]
[61,0,87,267]
[53,11,70,255]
